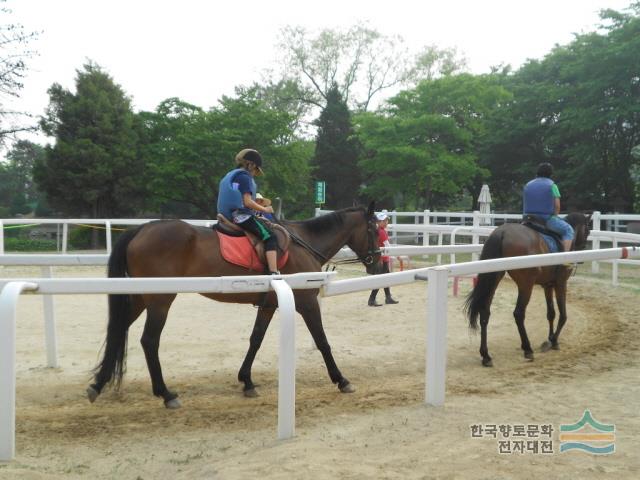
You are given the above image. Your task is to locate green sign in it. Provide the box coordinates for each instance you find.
[315,181,326,204]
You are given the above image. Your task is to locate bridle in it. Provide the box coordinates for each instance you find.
[331,214,381,266]
[276,212,380,267]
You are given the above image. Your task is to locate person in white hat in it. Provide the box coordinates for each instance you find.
[368,210,399,306]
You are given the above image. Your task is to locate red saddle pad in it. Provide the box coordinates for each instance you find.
[217,232,288,271]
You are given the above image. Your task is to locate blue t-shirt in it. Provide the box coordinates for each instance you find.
[230,170,254,218]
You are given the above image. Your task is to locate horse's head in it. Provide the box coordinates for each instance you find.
[346,201,382,274]
[566,212,591,251]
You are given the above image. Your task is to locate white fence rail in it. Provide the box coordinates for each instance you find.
[2,245,639,460]
[0,272,334,460]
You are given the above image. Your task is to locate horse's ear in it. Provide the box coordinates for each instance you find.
[367,201,375,217]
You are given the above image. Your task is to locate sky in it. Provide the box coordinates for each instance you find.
[3,0,635,151]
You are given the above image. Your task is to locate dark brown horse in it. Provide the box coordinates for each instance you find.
[464,213,591,367]
[87,204,380,408]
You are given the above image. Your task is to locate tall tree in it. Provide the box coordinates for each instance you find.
[35,62,145,217]
[357,74,509,210]
[0,0,40,146]
[278,24,409,112]
[312,85,361,208]
[480,3,640,212]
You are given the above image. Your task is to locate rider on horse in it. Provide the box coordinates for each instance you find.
[523,162,574,252]
[217,149,279,275]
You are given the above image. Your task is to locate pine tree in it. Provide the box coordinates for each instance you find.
[312,85,361,208]
[35,62,146,218]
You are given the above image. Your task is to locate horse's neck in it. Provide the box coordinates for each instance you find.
[293,214,356,263]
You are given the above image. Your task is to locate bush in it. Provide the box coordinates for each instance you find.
[3,237,57,252]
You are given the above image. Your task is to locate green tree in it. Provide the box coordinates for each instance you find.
[0,140,46,215]
[312,85,361,208]
[35,62,146,218]
[357,74,509,210]
[481,4,640,212]
[141,90,312,218]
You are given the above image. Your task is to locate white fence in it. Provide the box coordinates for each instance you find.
[2,245,639,461]
[3,211,640,255]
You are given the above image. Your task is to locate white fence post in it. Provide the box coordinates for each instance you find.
[62,223,68,253]
[425,267,449,406]
[271,278,297,440]
[472,211,480,262]
[0,281,38,461]
[422,210,430,259]
[41,266,58,368]
[105,221,112,255]
[591,211,601,273]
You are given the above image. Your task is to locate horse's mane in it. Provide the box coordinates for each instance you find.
[283,206,366,235]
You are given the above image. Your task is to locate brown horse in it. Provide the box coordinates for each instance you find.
[87,204,380,408]
[464,213,591,367]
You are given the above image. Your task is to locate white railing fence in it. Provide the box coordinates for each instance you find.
[2,245,638,461]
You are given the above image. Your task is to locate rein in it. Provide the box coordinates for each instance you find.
[273,212,379,267]
[273,220,329,264]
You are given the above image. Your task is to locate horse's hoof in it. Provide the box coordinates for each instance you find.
[164,398,182,409]
[540,341,552,352]
[524,352,534,361]
[482,358,493,367]
[339,382,355,393]
[243,388,259,398]
[86,386,99,403]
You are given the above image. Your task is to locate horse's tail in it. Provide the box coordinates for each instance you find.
[464,229,504,330]
[92,225,143,390]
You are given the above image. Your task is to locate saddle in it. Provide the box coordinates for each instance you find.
[521,214,564,252]
[214,214,290,271]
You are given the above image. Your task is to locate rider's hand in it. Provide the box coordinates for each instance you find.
[264,206,274,214]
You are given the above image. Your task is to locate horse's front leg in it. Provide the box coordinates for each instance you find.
[540,286,556,352]
[513,285,534,361]
[549,280,568,349]
[296,292,354,393]
[238,305,276,397]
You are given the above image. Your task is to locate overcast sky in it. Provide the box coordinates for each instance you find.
[4,0,635,149]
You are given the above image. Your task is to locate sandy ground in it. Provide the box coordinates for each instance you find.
[1,263,639,479]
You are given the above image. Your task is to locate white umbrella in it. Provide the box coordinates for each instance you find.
[478,184,492,225]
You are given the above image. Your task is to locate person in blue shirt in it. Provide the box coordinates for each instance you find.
[217,149,279,274]
[523,163,574,252]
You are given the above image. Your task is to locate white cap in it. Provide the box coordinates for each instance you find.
[375,210,388,221]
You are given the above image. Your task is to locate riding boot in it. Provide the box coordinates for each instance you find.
[368,291,382,307]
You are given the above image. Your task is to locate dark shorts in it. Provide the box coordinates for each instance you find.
[236,215,276,251]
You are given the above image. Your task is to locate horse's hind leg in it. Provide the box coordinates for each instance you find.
[513,283,535,361]
[297,293,353,393]
[140,294,180,408]
[549,281,568,349]
[541,286,556,352]
[88,294,146,402]
[238,305,277,397]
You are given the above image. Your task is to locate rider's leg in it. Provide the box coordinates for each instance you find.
[266,250,278,273]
